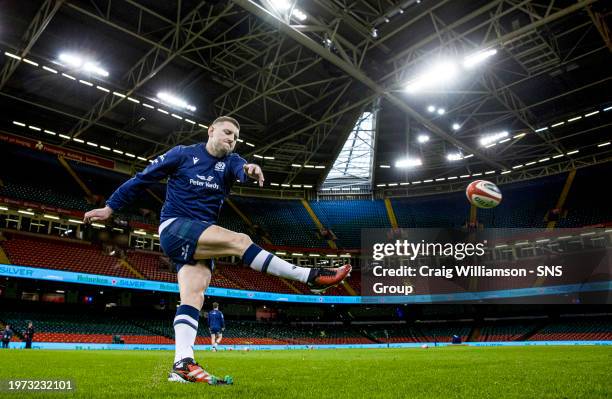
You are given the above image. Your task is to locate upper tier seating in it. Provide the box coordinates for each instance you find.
[476,173,566,228]
[392,191,468,228]
[1,143,84,199]
[0,181,91,211]
[309,200,390,249]
[230,196,327,248]
[557,162,612,227]
[2,140,610,249]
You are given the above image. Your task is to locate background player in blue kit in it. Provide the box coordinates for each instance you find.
[208,302,224,352]
[83,116,351,385]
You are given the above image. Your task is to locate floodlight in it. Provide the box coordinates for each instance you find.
[417,134,430,143]
[405,61,459,93]
[463,49,497,68]
[157,92,197,112]
[479,131,508,146]
[395,158,422,168]
[292,8,307,21]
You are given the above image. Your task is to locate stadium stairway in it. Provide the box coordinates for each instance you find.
[225,198,272,245]
[341,280,358,296]
[478,323,536,342]
[57,155,94,200]
[517,321,549,341]
[216,265,303,294]
[361,329,383,344]
[118,258,145,279]
[126,250,178,283]
[215,265,247,290]
[467,326,481,342]
[278,278,304,294]
[128,319,174,342]
[545,169,576,229]
[145,188,164,205]
[309,199,390,249]
[301,199,336,249]
[0,245,10,264]
[556,162,612,227]
[384,198,399,229]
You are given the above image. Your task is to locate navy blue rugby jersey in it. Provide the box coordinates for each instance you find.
[207,309,225,331]
[106,144,248,223]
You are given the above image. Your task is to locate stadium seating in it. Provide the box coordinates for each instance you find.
[477,173,567,228]
[218,263,299,294]
[366,325,421,343]
[0,310,170,344]
[0,181,91,211]
[477,323,535,342]
[217,200,252,239]
[0,144,85,199]
[3,305,611,345]
[204,321,375,345]
[216,263,355,296]
[417,325,471,342]
[528,318,612,341]
[0,233,136,278]
[126,250,177,283]
[0,232,354,295]
[230,196,328,248]
[557,162,612,227]
[392,192,468,228]
[309,199,390,248]
[0,310,377,345]
[2,143,611,299]
[2,143,610,252]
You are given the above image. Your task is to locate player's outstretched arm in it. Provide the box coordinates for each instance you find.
[83,205,114,223]
[83,146,182,224]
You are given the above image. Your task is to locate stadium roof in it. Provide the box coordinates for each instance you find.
[1,0,610,196]
[324,111,375,188]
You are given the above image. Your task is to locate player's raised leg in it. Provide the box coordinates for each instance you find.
[193,225,351,293]
[168,262,231,385]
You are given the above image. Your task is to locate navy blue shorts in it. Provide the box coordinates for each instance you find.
[159,217,215,272]
[210,329,222,335]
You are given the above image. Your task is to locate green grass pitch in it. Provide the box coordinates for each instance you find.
[0,346,610,398]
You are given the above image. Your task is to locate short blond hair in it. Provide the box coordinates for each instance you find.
[212,116,240,131]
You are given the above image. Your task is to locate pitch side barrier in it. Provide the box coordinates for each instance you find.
[1,264,611,304]
[5,341,612,350]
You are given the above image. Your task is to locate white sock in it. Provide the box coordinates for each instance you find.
[242,244,310,283]
[173,305,199,363]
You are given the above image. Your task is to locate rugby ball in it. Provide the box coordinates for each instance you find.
[466,180,502,209]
